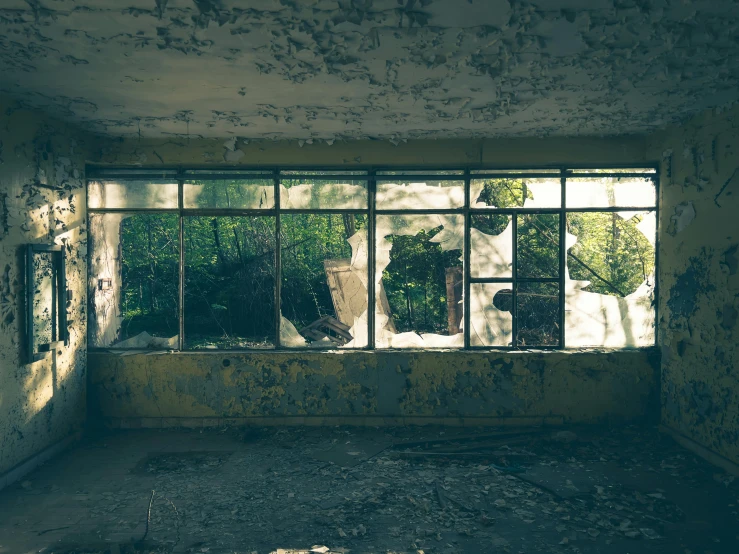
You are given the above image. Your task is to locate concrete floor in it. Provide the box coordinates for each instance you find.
[0,426,737,554]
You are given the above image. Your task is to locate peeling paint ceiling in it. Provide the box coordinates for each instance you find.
[1,0,738,140]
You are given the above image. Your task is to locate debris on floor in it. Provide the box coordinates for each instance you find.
[0,425,737,554]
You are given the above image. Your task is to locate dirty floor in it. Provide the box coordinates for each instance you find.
[0,426,737,554]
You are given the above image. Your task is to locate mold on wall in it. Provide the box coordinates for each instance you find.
[647,104,739,465]
[0,94,93,476]
[88,350,658,426]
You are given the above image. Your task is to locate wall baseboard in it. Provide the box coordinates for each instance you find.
[99,415,566,429]
[660,424,739,476]
[0,431,83,492]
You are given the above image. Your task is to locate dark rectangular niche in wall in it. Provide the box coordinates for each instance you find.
[26,244,67,362]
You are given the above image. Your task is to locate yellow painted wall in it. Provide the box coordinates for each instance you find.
[0,95,94,475]
[647,105,739,465]
[89,350,658,425]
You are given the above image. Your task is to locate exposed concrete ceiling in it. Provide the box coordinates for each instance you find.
[1,0,738,141]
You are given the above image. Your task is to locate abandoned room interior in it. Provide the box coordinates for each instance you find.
[1,1,738,553]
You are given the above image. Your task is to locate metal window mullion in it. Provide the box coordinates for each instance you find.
[178,170,185,351]
[559,169,566,348]
[368,169,376,350]
[653,173,660,347]
[274,169,281,350]
[464,168,471,349]
[512,214,518,348]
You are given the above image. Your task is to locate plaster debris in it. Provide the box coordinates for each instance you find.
[2,426,738,553]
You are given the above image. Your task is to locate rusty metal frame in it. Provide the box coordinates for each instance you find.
[86,164,658,352]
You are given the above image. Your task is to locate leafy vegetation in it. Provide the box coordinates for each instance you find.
[113,177,655,349]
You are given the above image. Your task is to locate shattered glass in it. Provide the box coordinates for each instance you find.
[280,180,367,209]
[281,214,367,348]
[377,180,464,209]
[469,283,513,347]
[88,180,178,209]
[89,213,179,349]
[470,215,513,278]
[564,211,655,347]
[566,176,656,208]
[375,215,464,348]
[471,177,561,209]
[184,179,275,209]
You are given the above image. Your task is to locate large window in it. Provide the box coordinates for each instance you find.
[88,166,657,350]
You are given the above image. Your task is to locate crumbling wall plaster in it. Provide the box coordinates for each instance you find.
[0,94,94,476]
[647,104,739,465]
[88,350,658,425]
[1,1,738,141]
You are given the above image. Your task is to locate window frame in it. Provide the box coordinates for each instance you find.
[87,164,659,352]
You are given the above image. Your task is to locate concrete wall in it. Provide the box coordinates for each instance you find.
[89,350,658,426]
[87,134,659,427]
[648,105,739,465]
[97,134,647,168]
[0,95,93,476]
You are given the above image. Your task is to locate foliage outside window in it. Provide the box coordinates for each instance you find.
[88,167,657,350]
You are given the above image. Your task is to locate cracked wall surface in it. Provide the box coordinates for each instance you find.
[88,350,658,425]
[647,104,739,466]
[1,1,738,140]
[0,94,93,476]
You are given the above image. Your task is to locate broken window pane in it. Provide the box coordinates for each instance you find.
[566,176,656,208]
[517,283,560,347]
[280,171,367,209]
[565,211,656,347]
[89,213,179,348]
[470,214,513,278]
[88,180,178,209]
[377,180,464,209]
[184,216,275,349]
[470,283,513,347]
[471,177,560,208]
[184,179,275,209]
[375,215,463,348]
[517,214,560,278]
[280,214,368,348]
